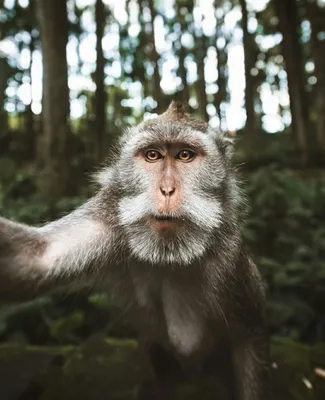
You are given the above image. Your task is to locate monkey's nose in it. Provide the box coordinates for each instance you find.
[160,185,176,197]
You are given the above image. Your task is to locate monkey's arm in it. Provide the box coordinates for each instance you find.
[0,194,114,301]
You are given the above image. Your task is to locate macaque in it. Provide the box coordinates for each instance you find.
[0,102,272,399]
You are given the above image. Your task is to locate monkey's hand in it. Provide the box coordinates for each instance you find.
[0,195,114,301]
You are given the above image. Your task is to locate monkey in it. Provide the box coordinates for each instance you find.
[0,102,273,399]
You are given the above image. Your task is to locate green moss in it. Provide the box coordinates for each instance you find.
[0,343,75,359]
[0,338,325,399]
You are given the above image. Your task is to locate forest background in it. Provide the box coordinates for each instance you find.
[0,0,325,399]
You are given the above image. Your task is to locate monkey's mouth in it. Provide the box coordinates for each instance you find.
[150,215,184,231]
[154,215,178,221]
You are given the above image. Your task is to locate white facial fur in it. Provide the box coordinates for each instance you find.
[124,224,212,266]
[118,192,223,265]
[118,191,223,231]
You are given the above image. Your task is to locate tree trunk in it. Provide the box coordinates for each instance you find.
[239,0,257,134]
[23,30,37,160]
[26,42,34,138]
[146,0,164,112]
[305,0,325,156]
[196,33,209,121]
[214,44,224,127]
[274,0,309,164]
[137,0,150,102]
[175,1,190,105]
[36,0,71,201]
[95,0,107,162]
[178,39,190,105]
[213,2,228,129]
[0,0,9,136]
[0,57,8,139]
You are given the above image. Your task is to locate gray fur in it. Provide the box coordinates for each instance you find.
[0,103,272,399]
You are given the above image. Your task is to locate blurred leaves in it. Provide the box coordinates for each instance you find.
[49,311,85,343]
[242,165,325,340]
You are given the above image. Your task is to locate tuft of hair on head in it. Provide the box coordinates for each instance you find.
[156,100,209,132]
[162,101,188,121]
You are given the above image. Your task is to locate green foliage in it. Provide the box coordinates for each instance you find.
[0,159,88,224]
[243,166,325,340]
[49,311,85,343]
[0,297,53,339]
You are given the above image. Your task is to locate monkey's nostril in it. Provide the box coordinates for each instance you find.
[160,187,176,197]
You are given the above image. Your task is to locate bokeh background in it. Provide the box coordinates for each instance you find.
[0,0,325,399]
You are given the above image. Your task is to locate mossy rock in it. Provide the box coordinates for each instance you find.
[40,337,141,400]
[0,338,140,400]
[0,337,325,399]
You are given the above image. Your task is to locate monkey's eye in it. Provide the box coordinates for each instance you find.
[145,150,162,162]
[177,150,195,162]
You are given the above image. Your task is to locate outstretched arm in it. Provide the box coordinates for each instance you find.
[0,193,115,301]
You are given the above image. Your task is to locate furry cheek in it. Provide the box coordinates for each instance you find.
[117,193,153,226]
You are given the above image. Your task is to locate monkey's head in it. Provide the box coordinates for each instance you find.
[99,102,242,266]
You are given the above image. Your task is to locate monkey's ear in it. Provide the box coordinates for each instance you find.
[216,132,235,160]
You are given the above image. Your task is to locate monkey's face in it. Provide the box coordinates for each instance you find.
[113,119,234,266]
[133,143,202,231]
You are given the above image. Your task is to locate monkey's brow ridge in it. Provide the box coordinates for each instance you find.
[134,132,206,149]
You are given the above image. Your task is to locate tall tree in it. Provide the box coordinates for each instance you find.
[175,0,190,105]
[213,2,228,129]
[24,0,38,155]
[195,32,209,121]
[147,0,164,112]
[239,0,257,134]
[273,0,309,164]
[194,6,209,121]
[136,0,164,112]
[36,0,71,200]
[0,56,9,139]
[305,0,325,155]
[95,0,107,162]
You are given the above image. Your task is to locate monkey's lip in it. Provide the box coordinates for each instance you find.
[150,215,181,229]
[153,215,178,221]
[151,217,179,232]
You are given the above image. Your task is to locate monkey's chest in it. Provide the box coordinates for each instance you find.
[130,274,209,357]
[162,281,206,356]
